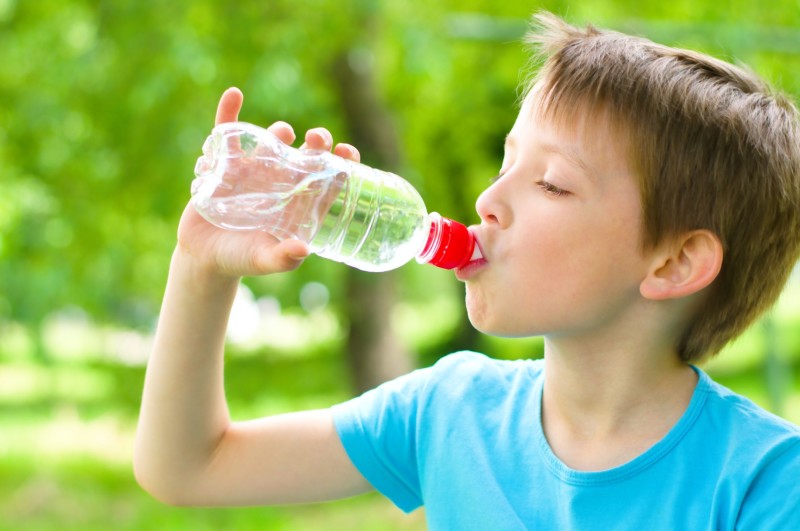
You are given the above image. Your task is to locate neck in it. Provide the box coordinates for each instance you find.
[540,336,697,470]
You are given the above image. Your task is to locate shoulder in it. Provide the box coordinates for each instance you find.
[695,370,800,497]
[339,351,543,415]
[719,392,800,528]
[331,351,543,426]
[430,350,544,380]
[423,351,544,396]
[405,352,545,421]
[699,370,800,447]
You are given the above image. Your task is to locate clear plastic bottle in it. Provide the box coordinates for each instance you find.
[191,121,478,272]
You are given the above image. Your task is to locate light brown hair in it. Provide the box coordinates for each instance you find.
[524,12,800,361]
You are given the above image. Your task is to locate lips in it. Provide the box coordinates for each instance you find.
[455,229,487,281]
[455,258,487,281]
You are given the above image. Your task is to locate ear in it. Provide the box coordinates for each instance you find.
[640,230,723,301]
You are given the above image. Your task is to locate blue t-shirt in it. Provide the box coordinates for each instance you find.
[331,351,800,530]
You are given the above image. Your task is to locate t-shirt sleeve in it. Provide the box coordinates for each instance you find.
[330,365,432,513]
[735,438,800,528]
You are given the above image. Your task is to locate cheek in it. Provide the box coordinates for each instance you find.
[525,206,643,297]
[593,207,645,270]
[562,220,647,310]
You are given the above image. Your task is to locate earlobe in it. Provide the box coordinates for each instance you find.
[640,230,723,301]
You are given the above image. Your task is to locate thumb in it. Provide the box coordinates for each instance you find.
[255,239,310,273]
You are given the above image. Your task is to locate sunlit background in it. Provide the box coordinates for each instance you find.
[2,1,799,528]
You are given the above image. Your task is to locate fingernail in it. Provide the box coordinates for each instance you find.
[313,128,332,145]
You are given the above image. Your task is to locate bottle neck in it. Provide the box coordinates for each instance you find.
[417,213,475,270]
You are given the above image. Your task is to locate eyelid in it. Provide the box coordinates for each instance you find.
[538,180,570,196]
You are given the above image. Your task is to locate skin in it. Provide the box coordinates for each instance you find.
[134,88,370,506]
[461,92,722,470]
[134,86,724,505]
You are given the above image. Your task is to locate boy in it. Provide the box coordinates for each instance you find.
[135,12,800,529]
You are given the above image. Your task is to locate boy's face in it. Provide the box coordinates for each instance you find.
[460,92,653,340]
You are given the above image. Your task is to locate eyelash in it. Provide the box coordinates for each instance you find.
[537,180,569,197]
[490,173,570,197]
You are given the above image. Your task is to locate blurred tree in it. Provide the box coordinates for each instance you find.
[1,0,798,389]
[328,19,414,390]
[0,0,529,387]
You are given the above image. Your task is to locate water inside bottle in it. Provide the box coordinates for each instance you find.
[191,121,431,272]
[311,168,429,272]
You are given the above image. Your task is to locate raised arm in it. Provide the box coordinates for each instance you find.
[133,88,370,506]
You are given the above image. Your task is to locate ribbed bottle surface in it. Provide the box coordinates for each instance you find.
[309,164,430,272]
[192,122,430,272]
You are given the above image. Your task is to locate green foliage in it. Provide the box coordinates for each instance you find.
[0,349,427,529]
[2,0,798,329]
[2,0,800,527]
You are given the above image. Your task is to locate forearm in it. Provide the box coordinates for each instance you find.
[134,246,240,502]
[133,101,371,505]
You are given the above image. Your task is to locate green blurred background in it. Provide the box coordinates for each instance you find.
[2,0,799,529]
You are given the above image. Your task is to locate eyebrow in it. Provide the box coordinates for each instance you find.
[541,143,596,181]
[504,134,597,183]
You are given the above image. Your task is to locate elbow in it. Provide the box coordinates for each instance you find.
[133,465,180,506]
[133,455,203,507]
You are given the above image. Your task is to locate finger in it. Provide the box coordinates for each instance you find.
[300,127,333,151]
[333,143,360,162]
[215,87,244,126]
[266,121,296,145]
[255,239,310,273]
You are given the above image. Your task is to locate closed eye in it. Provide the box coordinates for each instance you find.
[538,181,569,196]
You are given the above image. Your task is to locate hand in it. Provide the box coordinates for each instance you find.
[176,87,361,278]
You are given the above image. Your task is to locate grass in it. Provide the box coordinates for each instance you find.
[0,356,426,530]
[1,456,425,530]
[2,352,798,529]
[1,277,798,529]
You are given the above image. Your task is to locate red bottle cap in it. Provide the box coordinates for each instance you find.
[418,213,475,270]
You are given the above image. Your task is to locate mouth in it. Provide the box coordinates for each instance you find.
[455,231,487,281]
[455,258,487,281]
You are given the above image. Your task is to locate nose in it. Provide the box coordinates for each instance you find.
[475,178,511,228]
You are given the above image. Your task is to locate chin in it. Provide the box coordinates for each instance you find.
[465,292,537,337]
[465,308,493,335]
[467,313,520,337]
[467,311,546,340]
